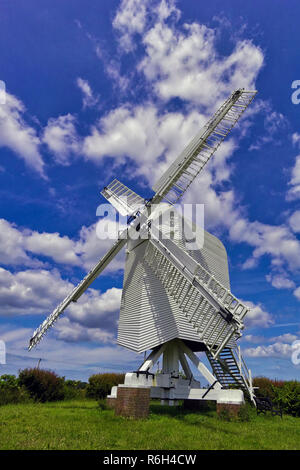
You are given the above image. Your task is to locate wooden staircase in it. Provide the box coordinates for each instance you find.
[206,346,255,402]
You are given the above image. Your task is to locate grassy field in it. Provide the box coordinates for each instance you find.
[0,399,299,450]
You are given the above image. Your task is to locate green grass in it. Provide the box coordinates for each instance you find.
[0,399,299,450]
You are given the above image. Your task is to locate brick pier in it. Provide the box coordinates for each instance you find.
[114,387,150,419]
[216,403,241,418]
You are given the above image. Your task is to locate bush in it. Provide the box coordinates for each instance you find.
[64,380,87,400]
[238,403,251,422]
[253,376,300,417]
[98,399,109,410]
[19,368,65,402]
[0,374,31,406]
[273,381,300,417]
[253,376,284,400]
[86,373,125,400]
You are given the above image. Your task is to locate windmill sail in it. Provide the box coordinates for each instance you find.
[101,179,146,217]
[152,89,257,205]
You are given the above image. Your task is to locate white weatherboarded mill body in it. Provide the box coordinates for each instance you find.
[29,89,258,406]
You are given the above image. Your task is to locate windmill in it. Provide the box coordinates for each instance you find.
[28,89,257,410]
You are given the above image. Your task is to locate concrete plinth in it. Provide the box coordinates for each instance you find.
[115,386,150,419]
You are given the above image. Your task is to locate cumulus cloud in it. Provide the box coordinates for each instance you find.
[244,342,294,359]
[77,222,125,271]
[294,286,300,301]
[249,107,288,151]
[243,333,298,345]
[42,114,81,165]
[82,1,300,282]
[286,154,300,201]
[0,218,125,273]
[265,273,295,290]
[0,267,72,316]
[242,300,273,328]
[269,333,298,344]
[1,324,139,377]
[83,104,210,184]
[0,219,40,267]
[0,92,45,176]
[54,317,115,344]
[139,21,263,107]
[289,210,300,233]
[0,266,122,340]
[66,287,122,330]
[25,231,81,266]
[243,334,265,344]
[112,0,150,52]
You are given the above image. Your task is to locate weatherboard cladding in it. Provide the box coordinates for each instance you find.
[117,209,235,353]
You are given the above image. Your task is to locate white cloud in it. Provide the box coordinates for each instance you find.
[242,300,273,328]
[83,104,209,184]
[0,92,45,176]
[76,78,99,109]
[54,317,115,344]
[0,267,72,316]
[289,210,300,233]
[0,218,124,273]
[292,132,300,146]
[286,154,300,201]
[113,0,149,52]
[66,287,122,330]
[269,333,298,344]
[0,266,122,338]
[293,286,300,301]
[243,334,265,344]
[229,219,300,272]
[156,0,180,22]
[265,273,295,290]
[25,231,81,265]
[249,108,287,151]
[42,114,81,165]
[77,222,125,272]
[1,324,140,377]
[0,325,32,344]
[0,219,40,267]
[243,333,298,345]
[244,342,294,359]
[139,21,263,107]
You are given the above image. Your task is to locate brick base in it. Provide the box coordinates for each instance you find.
[115,387,150,419]
[106,397,116,409]
[217,403,241,418]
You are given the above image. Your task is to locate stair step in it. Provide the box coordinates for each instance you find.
[206,346,254,401]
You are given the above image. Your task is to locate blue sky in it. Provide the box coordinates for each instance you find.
[0,0,300,382]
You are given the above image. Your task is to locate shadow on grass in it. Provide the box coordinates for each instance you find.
[149,403,249,436]
[44,401,98,411]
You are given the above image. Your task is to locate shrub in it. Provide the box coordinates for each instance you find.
[238,403,251,422]
[87,373,125,400]
[18,368,65,402]
[273,381,300,417]
[253,376,300,417]
[98,399,109,410]
[218,407,232,422]
[252,377,283,400]
[64,380,87,400]
[0,374,31,406]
